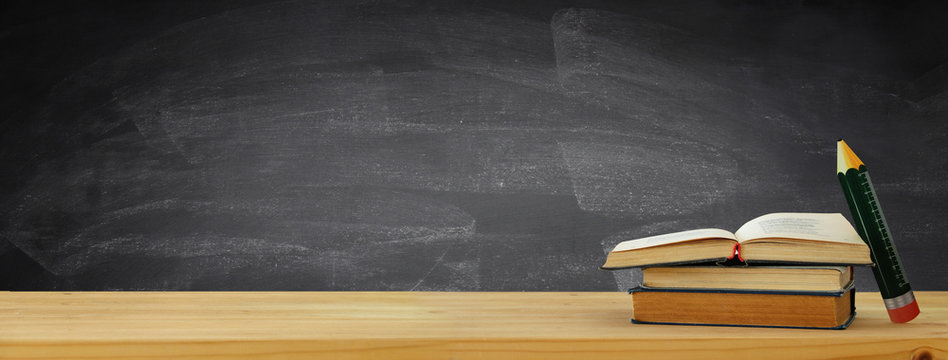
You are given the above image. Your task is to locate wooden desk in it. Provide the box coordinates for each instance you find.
[1,291,946,359]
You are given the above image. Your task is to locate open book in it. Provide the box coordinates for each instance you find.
[602,213,872,269]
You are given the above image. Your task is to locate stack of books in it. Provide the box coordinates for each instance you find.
[602,213,873,329]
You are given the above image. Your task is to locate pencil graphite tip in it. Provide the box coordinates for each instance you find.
[837,139,865,173]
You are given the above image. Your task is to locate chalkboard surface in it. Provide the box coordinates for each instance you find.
[2,0,947,290]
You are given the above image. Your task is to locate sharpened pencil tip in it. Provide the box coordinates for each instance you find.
[837,139,865,172]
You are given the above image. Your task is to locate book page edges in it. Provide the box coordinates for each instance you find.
[642,265,851,290]
[629,280,854,296]
[630,312,856,330]
[629,283,856,329]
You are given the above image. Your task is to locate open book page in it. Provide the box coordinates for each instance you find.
[611,228,737,252]
[734,213,864,245]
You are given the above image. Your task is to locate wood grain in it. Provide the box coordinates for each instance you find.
[1,291,947,359]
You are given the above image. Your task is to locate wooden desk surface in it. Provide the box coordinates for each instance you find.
[1,291,946,359]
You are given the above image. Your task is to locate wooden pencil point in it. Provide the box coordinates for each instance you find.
[837,139,865,173]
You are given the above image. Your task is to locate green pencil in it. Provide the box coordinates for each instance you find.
[837,139,919,323]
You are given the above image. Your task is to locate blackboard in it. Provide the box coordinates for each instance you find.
[2,0,947,291]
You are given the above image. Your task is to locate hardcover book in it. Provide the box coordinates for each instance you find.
[602,213,872,269]
[630,283,856,329]
[642,266,853,292]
